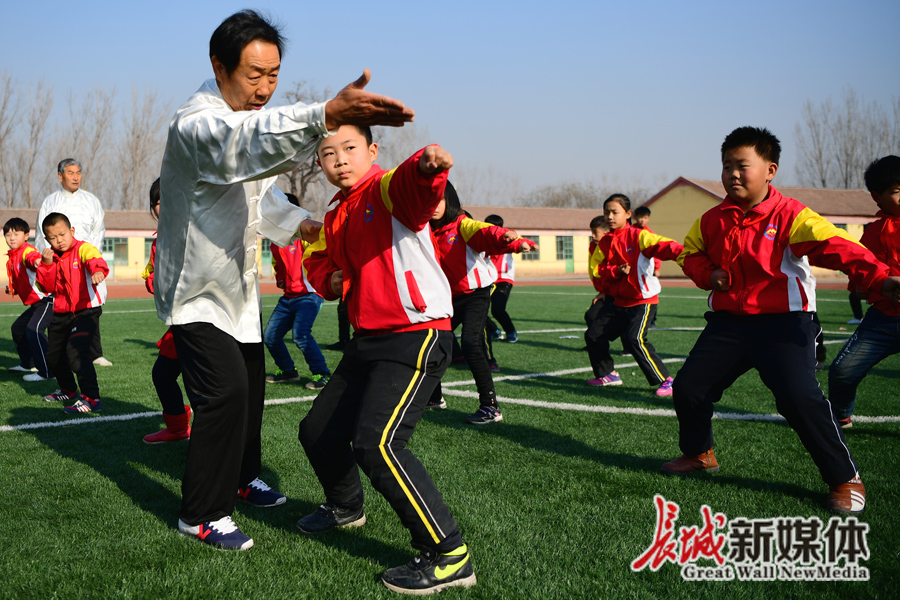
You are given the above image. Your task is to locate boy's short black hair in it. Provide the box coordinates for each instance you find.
[149,177,161,219]
[863,155,900,194]
[633,206,651,218]
[721,126,781,164]
[285,192,300,207]
[3,217,29,235]
[589,215,608,230]
[484,214,503,227]
[354,125,373,146]
[210,10,285,75]
[42,212,71,233]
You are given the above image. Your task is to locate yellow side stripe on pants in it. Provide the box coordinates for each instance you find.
[378,329,441,544]
[637,304,665,381]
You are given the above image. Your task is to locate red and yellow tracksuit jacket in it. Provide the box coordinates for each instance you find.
[37,239,108,313]
[591,226,683,307]
[272,240,319,298]
[679,185,890,315]
[432,216,533,296]
[6,243,48,306]
[304,148,453,336]
[858,210,900,317]
[588,240,608,294]
[488,253,515,285]
[142,236,177,359]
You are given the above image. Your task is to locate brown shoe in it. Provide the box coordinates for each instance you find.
[827,476,865,515]
[660,449,719,475]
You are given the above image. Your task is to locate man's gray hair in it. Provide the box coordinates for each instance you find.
[57,158,82,174]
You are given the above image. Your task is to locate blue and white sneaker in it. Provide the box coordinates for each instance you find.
[506,331,518,343]
[178,516,253,550]
[237,478,286,507]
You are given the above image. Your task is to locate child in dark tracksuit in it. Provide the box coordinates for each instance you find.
[297,125,476,595]
[584,194,683,396]
[36,212,109,414]
[4,218,53,381]
[663,127,900,517]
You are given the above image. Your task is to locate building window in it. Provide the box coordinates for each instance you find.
[556,236,573,261]
[519,246,540,261]
[102,237,129,266]
[144,238,154,265]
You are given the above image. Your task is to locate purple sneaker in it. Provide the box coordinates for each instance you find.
[587,372,622,386]
[655,377,674,397]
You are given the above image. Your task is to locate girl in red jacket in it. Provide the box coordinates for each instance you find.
[428,183,536,424]
[584,194,683,397]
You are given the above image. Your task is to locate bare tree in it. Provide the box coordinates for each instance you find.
[795,88,900,189]
[0,72,18,207]
[17,80,55,208]
[117,87,169,210]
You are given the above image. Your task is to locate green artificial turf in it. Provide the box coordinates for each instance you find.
[0,286,897,599]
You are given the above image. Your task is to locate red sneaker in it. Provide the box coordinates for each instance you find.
[827,475,865,515]
[144,406,192,444]
[661,448,719,475]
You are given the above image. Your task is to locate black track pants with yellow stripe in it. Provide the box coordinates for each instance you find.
[299,328,463,552]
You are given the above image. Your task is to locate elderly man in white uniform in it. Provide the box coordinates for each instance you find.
[35,159,112,367]
[156,9,414,551]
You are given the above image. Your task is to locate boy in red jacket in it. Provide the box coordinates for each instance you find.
[263,193,330,388]
[829,155,900,428]
[4,217,53,381]
[298,125,475,595]
[665,127,900,516]
[36,212,109,413]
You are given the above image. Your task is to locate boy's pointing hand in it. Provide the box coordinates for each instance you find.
[882,276,900,302]
[419,145,453,174]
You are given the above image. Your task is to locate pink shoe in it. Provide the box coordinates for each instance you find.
[655,377,674,397]
[587,372,622,386]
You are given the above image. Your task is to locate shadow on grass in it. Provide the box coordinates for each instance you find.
[423,408,819,505]
[123,337,162,351]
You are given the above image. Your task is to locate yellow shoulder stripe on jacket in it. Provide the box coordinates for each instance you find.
[677,217,706,267]
[141,257,153,281]
[459,217,493,243]
[303,226,328,262]
[379,168,398,213]
[638,229,674,251]
[78,242,103,261]
[789,207,862,246]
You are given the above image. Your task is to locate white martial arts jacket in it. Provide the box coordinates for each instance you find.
[34,189,106,251]
[155,79,328,343]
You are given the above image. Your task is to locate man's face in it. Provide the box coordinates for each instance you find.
[4,229,27,250]
[43,222,75,253]
[871,185,900,217]
[212,39,280,111]
[721,146,777,209]
[316,126,378,193]
[58,165,82,193]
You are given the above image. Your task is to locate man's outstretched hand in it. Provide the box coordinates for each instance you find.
[324,69,415,130]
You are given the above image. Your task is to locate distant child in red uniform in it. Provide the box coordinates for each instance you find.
[584,194,683,396]
[263,193,331,389]
[298,124,476,594]
[483,214,520,343]
[428,184,536,424]
[829,155,900,428]
[36,212,109,413]
[4,217,53,381]
[665,127,900,516]
[586,214,612,327]
[141,179,191,443]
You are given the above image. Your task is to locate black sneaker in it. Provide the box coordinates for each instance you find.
[305,374,330,390]
[488,360,500,373]
[296,502,366,534]
[381,544,476,595]
[427,396,447,410]
[266,369,299,383]
[465,405,503,425]
[506,331,518,343]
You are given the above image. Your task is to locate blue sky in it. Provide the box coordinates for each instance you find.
[3,0,899,193]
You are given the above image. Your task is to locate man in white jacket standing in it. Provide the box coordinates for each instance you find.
[156,9,413,551]
[35,159,112,367]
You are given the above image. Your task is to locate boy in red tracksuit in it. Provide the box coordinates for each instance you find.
[36,212,109,413]
[664,127,900,517]
[141,178,191,444]
[483,214,520,343]
[829,155,900,428]
[584,194,683,396]
[428,188,536,424]
[585,215,613,327]
[263,193,330,388]
[297,125,476,595]
[4,217,53,381]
